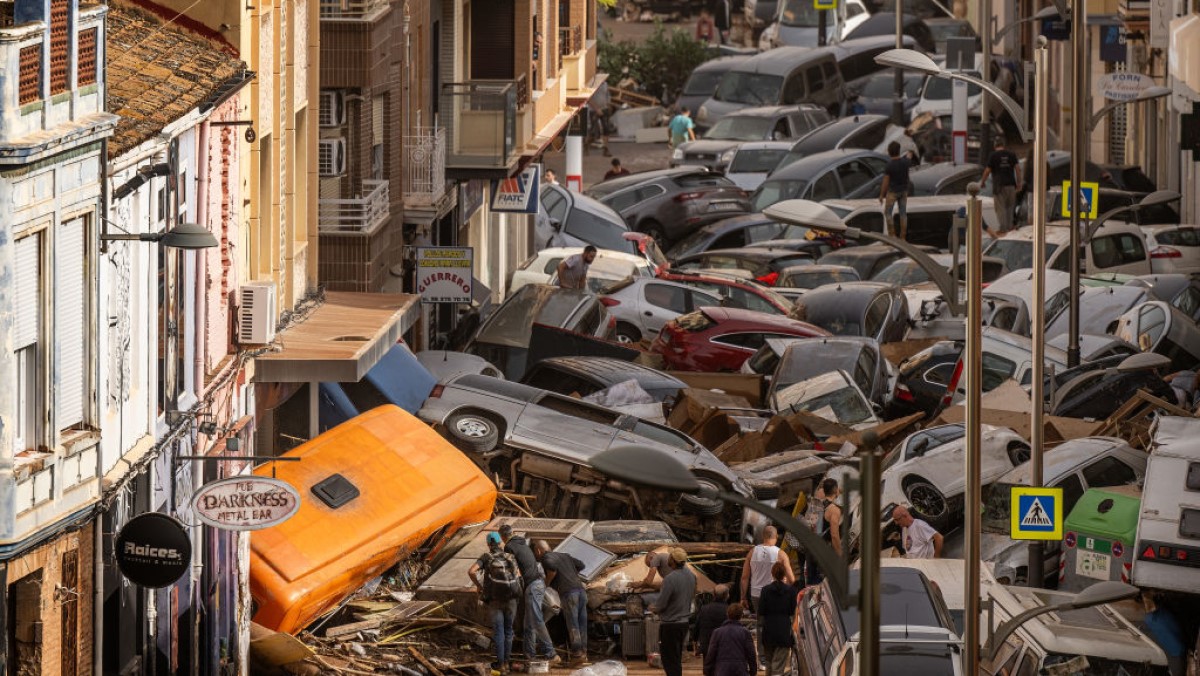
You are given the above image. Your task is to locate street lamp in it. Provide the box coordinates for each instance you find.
[762,200,967,316]
[1083,189,1182,242]
[100,221,220,250]
[993,5,1065,46]
[873,49,1033,141]
[1089,86,1171,131]
[984,581,1139,660]
[590,438,885,675]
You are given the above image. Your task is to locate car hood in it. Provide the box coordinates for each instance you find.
[679,139,744,154]
[881,429,1020,504]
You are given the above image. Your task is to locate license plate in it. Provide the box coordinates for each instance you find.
[709,202,742,212]
[1076,550,1111,580]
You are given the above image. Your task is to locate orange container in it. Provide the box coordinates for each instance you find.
[250,405,497,634]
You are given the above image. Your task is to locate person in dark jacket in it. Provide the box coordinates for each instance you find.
[704,603,758,676]
[694,584,731,657]
[756,562,798,676]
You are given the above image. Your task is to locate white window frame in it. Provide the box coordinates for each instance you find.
[14,230,43,453]
[318,138,347,177]
[319,91,345,127]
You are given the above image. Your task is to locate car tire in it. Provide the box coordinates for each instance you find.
[444,411,501,454]
[903,480,949,529]
[614,322,642,344]
[680,475,726,517]
[1007,442,1031,466]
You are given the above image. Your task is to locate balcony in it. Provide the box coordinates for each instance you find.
[402,126,447,207]
[319,0,390,20]
[442,76,529,175]
[557,25,583,68]
[318,179,390,235]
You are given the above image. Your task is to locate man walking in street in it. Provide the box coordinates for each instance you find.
[892,505,943,559]
[556,245,597,290]
[669,108,696,150]
[739,526,794,612]
[536,540,589,665]
[757,562,798,676]
[499,524,560,665]
[604,157,631,181]
[694,584,730,658]
[879,141,912,240]
[982,138,1021,232]
[469,532,523,674]
[650,548,696,676]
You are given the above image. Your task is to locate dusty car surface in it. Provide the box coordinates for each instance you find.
[768,336,891,409]
[417,374,755,541]
[772,369,881,430]
[790,281,910,343]
[673,247,817,286]
[520,356,687,403]
[650,306,831,372]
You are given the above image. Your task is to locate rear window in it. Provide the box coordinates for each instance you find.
[684,69,725,96]
[1155,228,1200,247]
[564,209,630,251]
[676,311,716,332]
[715,72,784,105]
[730,148,791,173]
[1182,508,1200,539]
[674,173,737,189]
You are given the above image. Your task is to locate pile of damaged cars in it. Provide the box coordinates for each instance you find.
[246,187,1199,675]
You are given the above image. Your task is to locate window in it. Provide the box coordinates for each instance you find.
[19,45,40,104]
[810,172,839,201]
[924,362,954,385]
[56,217,87,430]
[712,332,768,350]
[690,290,722,309]
[806,66,825,93]
[573,301,604,335]
[746,223,782,243]
[524,368,597,397]
[14,233,42,452]
[318,139,346,177]
[1057,474,1085,514]
[728,286,779,314]
[837,160,874,195]
[644,283,688,313]
[542,257,564,274]
[157,186,168,223]
[845,123,887,150]
[864,296,890,339]
[541,188,568,224]
[847,211,885,234]
[711,230,748,249]
[1172,287,1200,320]
[49,0,68,94]
[607,189,642,212]
[980,351,1016,391]
[1081,456,1138,488]
[78,28,98,86]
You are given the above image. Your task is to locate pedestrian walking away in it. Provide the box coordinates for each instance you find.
[536,540,589,665]
[756,562,798,676]
[469,532,524,673]
[740,525,794,612]
[807,478,843,585]
[982,138,1021,233]
[694,584,731,657]
[499,524,559,664]
[669,108,697,150]
[703,604,758,676]
[556,245,597,290]
[711,0,732,45]
[892,505,943,559]
[879,141,912,240]
[650,547,697,676]
[604,158,632,182]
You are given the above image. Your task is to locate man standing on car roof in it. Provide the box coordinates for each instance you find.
[981,137,1022,233]
[879,141,912,241]
[500,524,561,666]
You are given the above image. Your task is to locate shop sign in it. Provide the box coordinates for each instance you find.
[115,512,192,588]
[192,476,301,531]
[1097,71,1154,101]
[416,247,475,303]
[489,164,541,213]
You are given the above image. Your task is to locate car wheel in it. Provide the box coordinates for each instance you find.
[614,322,642,344]
[903,480,948,527]
[1008,442,1031,466]
[680,476,726,517]
[444,411,501,454]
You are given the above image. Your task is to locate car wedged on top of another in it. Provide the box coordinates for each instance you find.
[651,306,831,372]
[586,167,751,247]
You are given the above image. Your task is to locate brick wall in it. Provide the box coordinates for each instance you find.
[203,93,243,374]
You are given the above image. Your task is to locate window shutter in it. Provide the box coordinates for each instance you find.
[56,218,86,428]
[470,0,515,80]
[14,234,40,347]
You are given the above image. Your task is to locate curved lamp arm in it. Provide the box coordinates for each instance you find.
[1089,87,1171,131]
[940,71,1031,141]
[850,228,966,317]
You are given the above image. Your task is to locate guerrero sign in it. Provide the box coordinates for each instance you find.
[115,512,192,588]
[416,247,474,304]
[192,476,301,531]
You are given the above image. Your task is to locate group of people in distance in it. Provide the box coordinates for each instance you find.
[467,481,943,676]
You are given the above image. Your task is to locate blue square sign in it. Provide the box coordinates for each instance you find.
[1010,486,1064,541]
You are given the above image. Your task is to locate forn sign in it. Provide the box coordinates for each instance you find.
[192,476,301,531]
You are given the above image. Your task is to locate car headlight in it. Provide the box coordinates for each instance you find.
[672,147,684,161]
[721,147,737,164]
[698,105,709,122]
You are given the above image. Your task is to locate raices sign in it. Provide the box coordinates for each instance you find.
[191,476,301,531]
[115,512,192,588]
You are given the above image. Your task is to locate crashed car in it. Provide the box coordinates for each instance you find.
[520,356,687,404]
[418,374,763,541]
[768,336,891,410]
[650,306,830,372]
[772,369,881,430]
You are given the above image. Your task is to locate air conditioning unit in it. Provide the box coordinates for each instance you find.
[238,281,278,345]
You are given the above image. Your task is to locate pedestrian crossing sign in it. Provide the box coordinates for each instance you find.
[1061,180,1100,219]
[1010,486,1064,540]
[814,0,836,10]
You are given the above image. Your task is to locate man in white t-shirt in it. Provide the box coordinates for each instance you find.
[555,245,596,290]
[892,505,943,559]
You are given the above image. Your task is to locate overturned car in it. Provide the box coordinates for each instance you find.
[418,374,768,542]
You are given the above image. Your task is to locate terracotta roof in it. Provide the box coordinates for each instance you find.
[106,0,245,158]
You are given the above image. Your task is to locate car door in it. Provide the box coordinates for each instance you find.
[639,281,692,336]
[517,392,622,460]
[840,160,885,199]
[539,185,571,247]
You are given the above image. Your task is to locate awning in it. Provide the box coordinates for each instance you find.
[254,292,421,383]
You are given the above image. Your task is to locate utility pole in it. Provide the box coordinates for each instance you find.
[1068,0,1087,368]
[964,182,984,675]
[892,3,904,125]
[1028,36,1050,587]
[979,0,994,163]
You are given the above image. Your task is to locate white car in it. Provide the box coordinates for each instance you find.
[773,369,881,430]
[1142,224,1200,274]
[508,247,657,295]
[984,220,1153,277]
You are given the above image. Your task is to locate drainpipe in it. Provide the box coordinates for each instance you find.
[95,136,109,676]
[193,116,209,676]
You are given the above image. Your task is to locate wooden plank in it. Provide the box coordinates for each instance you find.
[409,646,446,676]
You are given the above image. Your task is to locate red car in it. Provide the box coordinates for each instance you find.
[650,307,831,372]
[657,270,793,316]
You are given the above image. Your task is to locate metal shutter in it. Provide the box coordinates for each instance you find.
[14,234,39,347]
[470,0,515,80]
[56,218,85,428]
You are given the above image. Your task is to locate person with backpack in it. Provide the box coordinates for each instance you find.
[469,532,524,674]
[500,524,560,665]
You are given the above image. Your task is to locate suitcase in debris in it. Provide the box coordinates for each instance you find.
[622,619,646,658]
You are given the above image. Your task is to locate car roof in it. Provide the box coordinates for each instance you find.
[532,247,647,264]
[822,195,985,213]
[820,243,909,259]
[732,141,794,154]
[530,356,686,389]
[840,567,950,636]
[693,213,776,236]
[691,54,753,73]
[798,281,892,310]
[732,45,835,75]
[780,263,859,275]
[790,115,890,154]
[910,161,983,183]
[589,166,712,194]
[724,104,820,119]
[983,268,1072,299]
[685,247,812,262]
[997,437,1131,484]
[769,148,889,180]
[698,306,825,331]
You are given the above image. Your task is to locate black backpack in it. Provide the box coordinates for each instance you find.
[484,550,523,601]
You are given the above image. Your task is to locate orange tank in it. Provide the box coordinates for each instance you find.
[250,405,497,634]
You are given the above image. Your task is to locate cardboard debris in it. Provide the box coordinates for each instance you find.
[1095,389,1197,450]
[713,413,819,464]
[827,412,925,451]
[932,380,1104,443]
[666,388,755,450]
[734,449,832,509]
[880,338,944,366]
[667,372,764,406]
[250,623,315,669]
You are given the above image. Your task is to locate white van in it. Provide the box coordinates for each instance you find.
[1132,416,1200,594]
[983,220,1153,276]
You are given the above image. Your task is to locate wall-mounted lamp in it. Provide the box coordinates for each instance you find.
[101,221,219,250]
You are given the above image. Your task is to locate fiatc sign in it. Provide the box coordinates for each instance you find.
[416,247,474,304]
[192,476,301,531]
[115,512,192,588]
[490,164,541,213]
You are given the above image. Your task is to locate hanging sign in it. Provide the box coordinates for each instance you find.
[416,247,475,304]
[489,164,542,213]
[1096,72,1155,101]
[192,476,301,531]
[115,512,192,588]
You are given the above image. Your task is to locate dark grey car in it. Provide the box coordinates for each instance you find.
[671,104,830,172]
[750,149,889,213]
[909,161,985,196]
[768,336,891,409]
[520,356,687,402]
[791,280,911,343]
[679,55,753,123]
[586,167,751,246]
[772,115,892,173]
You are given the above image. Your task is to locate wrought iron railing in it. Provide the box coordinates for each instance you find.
[319,0,389,19]
[403,126,447,207]
[442,79,520,169]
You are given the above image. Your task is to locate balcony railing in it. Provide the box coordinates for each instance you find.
[442,78,523,170]
[559,25,583,56]
[319,0,389,19]
[318,179,390,234]
[403,126,447,207]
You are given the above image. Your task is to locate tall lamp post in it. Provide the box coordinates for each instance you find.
[590,438,885,676]
[1066,85,1172,367]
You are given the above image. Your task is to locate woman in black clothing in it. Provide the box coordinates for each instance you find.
[756,562,798,676]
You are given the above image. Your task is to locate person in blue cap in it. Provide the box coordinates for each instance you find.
[470,532,524,674]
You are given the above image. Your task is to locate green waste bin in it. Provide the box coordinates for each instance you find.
[1060,485,1141,592]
